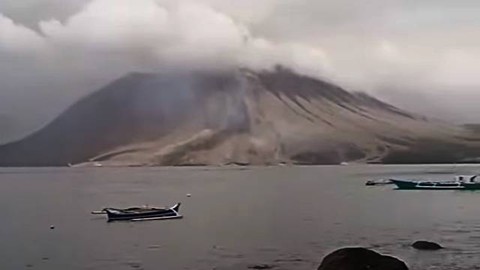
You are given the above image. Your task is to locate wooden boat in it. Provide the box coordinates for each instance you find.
[94,203,182,221]
[391,175,480,190]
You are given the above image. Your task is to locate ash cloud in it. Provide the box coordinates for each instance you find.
[0,0,480,141]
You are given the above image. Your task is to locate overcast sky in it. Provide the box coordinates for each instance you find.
[1,0,480,141]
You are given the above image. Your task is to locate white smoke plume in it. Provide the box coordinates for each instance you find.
[3,0,329,74]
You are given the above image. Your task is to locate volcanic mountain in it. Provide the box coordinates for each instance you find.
[1,67,479,167]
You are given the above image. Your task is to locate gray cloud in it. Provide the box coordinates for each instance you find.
[0,0,480,142]
[0,0,85,28]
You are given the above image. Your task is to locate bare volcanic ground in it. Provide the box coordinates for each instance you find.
[1,67,480,167]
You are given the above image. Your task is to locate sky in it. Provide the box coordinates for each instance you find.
[1,0,480,141]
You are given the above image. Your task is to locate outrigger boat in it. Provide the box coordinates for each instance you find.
[93,203,182,221]
[391,175,480,190]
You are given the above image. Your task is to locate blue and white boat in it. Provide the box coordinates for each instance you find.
[391,175,480,190]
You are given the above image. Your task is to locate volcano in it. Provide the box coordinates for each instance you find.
[1,67,479,166]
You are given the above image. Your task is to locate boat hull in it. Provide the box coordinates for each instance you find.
[106,209,179,221]
[365,179,393,186]
[391,179,480,190]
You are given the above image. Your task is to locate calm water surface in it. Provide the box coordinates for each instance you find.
[1,165,480,270]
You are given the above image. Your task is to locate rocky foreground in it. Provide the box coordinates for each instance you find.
[1,67,480,166]
[316,240,443,270]
[318,247,408,270]
[249,241,444,270]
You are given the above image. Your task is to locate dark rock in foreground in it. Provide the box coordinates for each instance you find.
[318,247,408,270]
[412,241,443,250]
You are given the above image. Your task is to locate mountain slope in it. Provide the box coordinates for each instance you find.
[0,67,478,166]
